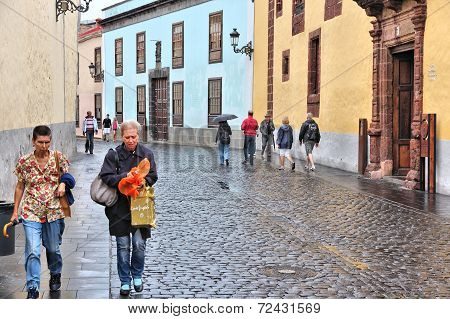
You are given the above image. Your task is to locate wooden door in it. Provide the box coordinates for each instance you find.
[393,51,414,176]
[151,78,168,141]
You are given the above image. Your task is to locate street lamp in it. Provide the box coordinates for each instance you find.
[88,62,104,82]
[56,0,92,22]
[230,28,253,60]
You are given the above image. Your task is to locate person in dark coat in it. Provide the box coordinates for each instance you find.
[215,121,232,166]
[298,112,321,171]
[100,120,158,296]
[276,116,295,171]
[260,113,275,161]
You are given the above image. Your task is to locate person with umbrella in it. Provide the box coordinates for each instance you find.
[213,114,237,166]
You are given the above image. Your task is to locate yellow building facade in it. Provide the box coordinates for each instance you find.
[253,0,450,195]
[0,0,78,200]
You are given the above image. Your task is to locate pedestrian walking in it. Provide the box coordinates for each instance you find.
[99,120,158,296]
[276,116,295,171]
[10,125,70,299]
[241,110,259,165]
[83,111,98,154]
[260,112,275,161]
[112,117,119,143]
[215,121,232,166]
[102,114,112,142]
[299,112,321,171]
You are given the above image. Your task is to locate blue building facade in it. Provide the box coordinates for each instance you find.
[101,0,254,143]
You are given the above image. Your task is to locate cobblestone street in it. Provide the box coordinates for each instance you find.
[1,139,449,299]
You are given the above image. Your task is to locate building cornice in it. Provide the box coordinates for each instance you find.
[101,0,212,33]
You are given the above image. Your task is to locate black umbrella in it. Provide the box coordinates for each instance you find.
[213,114,238,123]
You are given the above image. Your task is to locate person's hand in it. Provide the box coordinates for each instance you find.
[83,132,85,136]
[316,143,319,147]
[95,130,98,134]
[56,183,66,197]
[10,210,18,223]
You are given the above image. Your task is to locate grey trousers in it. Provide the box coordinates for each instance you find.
[261,135,273,158]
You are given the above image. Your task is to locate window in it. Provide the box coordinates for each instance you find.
[75,95,79,128]
[95,93,102,129]
[172,82,184,127]
[172,22,184,69]
[208,78,222,127]
[137,85,146,125]
[307,29,321,117]
[292,0,305,36]
[94,47,101,82]
[115,38,123,76]
[324,0,342,21]
[115,87,123,123]
[209,12,223,63]
[276,0,283,17]
[136,32,146,73]
[282,49,290,82]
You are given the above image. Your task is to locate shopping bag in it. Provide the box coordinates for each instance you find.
[130,186,156,228]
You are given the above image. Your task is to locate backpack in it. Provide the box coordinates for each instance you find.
[306,122,318,141]
[219,127,231,144]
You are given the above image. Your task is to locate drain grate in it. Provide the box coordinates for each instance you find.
[261,266,317,279]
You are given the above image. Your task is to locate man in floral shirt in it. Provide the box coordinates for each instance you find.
[10,125,70,299]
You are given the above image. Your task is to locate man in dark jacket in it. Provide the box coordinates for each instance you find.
[298,112,321,171]
[100,120,158,296]
[260,113,275,161]
[241,110,259,165]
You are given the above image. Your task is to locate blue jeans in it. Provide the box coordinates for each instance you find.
[244,135,256,163]
[22,218,65,290]
[218,142,230,164]
[116,229,147,285]
[85,131,94,153]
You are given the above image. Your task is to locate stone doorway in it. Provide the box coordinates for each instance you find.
[354,0,427,189]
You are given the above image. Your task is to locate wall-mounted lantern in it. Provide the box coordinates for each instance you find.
[56,0,92,22]
[230,28,253,60]
[88,63,104,82]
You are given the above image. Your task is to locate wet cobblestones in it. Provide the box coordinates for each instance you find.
[112,142,449,299]
[1,140,448,299]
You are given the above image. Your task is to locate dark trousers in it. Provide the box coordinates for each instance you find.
[85,131,94,153]
[261,134,273,159]
[243,135,256,164]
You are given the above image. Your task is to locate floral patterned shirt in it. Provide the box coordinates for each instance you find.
[14,150,70,223]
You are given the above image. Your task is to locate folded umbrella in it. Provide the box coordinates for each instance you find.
[213,114,238,123]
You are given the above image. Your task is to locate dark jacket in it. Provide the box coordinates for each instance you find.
[215,122,232,144]
[276,124,294,149]
[260,119,275,136]
[100,143,158,239]
[61,173,75,206]
[103,118,112,129]
[299,119,321,143]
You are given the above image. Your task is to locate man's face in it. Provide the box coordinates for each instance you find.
[265,116,270,122]
[122,128,139,151]
[33,135,51,152]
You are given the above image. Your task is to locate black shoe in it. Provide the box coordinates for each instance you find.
[27,288,39,299]
[291,162,296,171]
[49,273,61,292]
[242,160,247,164]
[85,150,88,154]
[90,152,93,155]
[225,159,229,166]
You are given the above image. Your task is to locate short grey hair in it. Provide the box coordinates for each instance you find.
[120,120,141,135]
[307,112,313,120]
